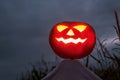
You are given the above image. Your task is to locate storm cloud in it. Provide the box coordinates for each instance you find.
[0,0,120,80]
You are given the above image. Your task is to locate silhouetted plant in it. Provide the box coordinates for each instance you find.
[92,10,120,80]
[17,56,59,80]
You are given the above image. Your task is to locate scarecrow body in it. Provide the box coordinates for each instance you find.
[42,60,102,80]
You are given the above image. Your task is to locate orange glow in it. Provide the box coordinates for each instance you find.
[56,37,87,44]
[57,25,68,32]
[49,21,96,59]
[73,25,86,32]
[67,29,74,36]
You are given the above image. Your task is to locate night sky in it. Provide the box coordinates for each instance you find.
[0,0,120,80]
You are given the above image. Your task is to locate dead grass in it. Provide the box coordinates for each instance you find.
[88,10,120,80]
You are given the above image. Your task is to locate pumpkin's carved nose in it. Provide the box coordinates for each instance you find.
[67,29,74,36]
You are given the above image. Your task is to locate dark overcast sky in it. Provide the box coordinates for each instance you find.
[0,0,120,80]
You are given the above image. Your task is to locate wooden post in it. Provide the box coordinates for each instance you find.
[42,60,102,80]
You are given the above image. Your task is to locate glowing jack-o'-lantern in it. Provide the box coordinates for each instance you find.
[49,21,96,59]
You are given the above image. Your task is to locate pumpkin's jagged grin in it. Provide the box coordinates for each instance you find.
[56,37,87,44]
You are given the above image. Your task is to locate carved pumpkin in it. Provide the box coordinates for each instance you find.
[49,21,96,59]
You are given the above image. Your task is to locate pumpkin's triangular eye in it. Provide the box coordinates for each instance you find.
[73,25,87,32]
[57,25,68,32]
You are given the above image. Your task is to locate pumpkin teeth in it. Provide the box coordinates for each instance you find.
[56,37,87,44]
